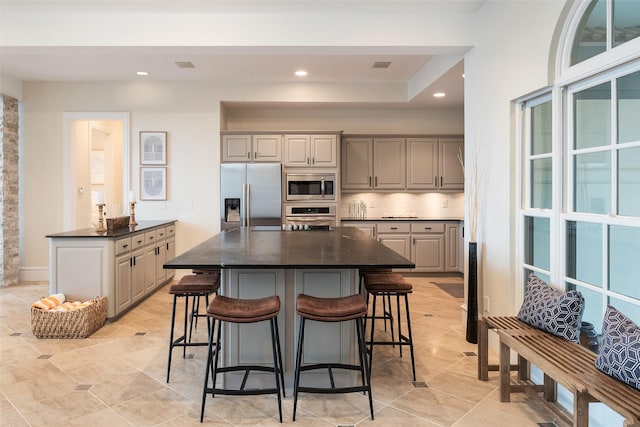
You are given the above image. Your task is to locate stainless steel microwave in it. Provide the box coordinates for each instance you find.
[285,173,336,201]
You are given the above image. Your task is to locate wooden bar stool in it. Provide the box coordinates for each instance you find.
[189,269,221,340]
[167,273,220,383]
[359,268,395,343]
[293,293,374,421]
[364,272,416,381]
[200,294,284,423]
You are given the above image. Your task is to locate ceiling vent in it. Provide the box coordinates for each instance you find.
[174,61,195,69]
[372,61,391,69]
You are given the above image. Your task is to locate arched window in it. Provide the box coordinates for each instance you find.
[517,0,640,336]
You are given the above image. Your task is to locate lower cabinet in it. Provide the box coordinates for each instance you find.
[49,221,177,319]
[341,220,461,273]
[411,223,446,272]
[445,223,461,272]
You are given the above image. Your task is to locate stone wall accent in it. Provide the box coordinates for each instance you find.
[0,95,20,287]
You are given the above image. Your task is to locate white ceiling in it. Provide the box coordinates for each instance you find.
[0,0,481,109]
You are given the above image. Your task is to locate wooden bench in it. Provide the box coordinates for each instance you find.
[498,327,640,427]
[478,316,537,381]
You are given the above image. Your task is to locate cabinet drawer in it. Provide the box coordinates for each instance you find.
[156,227,167,240]
[377,222,410,233]
[115,237,132,255]
[411,223,445,233]
[144,230,157,245]
[131,234,145,250]
[166,224,176,237]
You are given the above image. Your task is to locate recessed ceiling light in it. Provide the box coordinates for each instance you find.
[433,92,446,98]
[136,71,149,76]
[295,70,308,77]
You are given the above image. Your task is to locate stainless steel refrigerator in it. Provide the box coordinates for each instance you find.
[220,163,282,230]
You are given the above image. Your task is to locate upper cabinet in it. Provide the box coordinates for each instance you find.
[222,134,282,162]
[284,134,338,168]
[438,138,464,190]
[406,138,438,190]
[341,137,373,189]
[341,137,406,190]
[342,135,464,192]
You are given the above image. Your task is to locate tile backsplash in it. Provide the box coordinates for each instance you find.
[340,192,464,219]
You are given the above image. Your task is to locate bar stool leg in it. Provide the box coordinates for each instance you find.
[403,294,417,381]
[269,318,283,422]
[200,317,217,422]
[357,316,375,418]
[272,316,286,397]
[167,294,178,383]
[182,296,189,358]
[368,293,377,373]
[292,316,306,422]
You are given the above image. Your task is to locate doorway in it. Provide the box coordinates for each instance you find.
[63,112,130,231]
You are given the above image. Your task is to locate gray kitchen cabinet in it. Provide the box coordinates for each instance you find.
[377,222,411,271]
[341,137,373,189]
[342,221,376,237]
[115,249,133,313]
[411,222,445,272]
[406,138,438,189]
[131,246,146,302]
[342,135,463,192]
[222,134,282,162]
[284,134,338,168]
[48,221,176,318]
[341,137,405,190]
[445,223,460,272]
[374,138,406,189]
[439,138,465,190]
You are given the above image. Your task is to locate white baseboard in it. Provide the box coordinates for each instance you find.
[19,267,49,282]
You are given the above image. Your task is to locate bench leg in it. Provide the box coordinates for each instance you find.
[543,374,556,401]
[573,390,589,427]
[499,340,511,402]
[517,354,529,381]
[478,318,489,381]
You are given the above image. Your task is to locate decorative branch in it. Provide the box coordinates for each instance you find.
[458,147,481,243]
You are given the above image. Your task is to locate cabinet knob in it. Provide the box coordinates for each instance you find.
[123,244,128,249]
[424,227,432,230]
[391,227,398,230]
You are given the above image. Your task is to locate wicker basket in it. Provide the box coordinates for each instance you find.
[31,297,107,339]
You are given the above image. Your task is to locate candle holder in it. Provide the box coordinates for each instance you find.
[129,202,138,226]
[96,204,106,232]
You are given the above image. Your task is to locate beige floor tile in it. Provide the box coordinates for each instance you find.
[0,276,560,426]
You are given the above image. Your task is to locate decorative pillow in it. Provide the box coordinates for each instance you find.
[595,305,640,390]
[517,274,584,342]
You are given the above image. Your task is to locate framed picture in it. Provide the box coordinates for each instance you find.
[140,131,167,165]
[140,167,167,200]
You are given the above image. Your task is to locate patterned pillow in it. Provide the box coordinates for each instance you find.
[517,274,584,342]
[595,305,640,390]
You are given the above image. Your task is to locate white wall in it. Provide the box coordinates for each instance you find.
[464,0,566,316]
[19,81,464,280]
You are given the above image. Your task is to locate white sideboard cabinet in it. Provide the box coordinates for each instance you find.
[47,220,176,319]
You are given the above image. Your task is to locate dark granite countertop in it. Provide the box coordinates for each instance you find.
[46,220,177,238]
[165,226,415,270]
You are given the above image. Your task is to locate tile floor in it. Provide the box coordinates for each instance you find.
[0,276,570,426]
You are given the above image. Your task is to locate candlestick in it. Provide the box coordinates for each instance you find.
[96,204,106,232]
[129,201,138,226]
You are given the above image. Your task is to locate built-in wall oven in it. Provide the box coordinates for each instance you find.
[284,204,337,230]
[285,173,336,201]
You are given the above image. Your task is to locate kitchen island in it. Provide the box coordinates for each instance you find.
[165,226,414,387]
